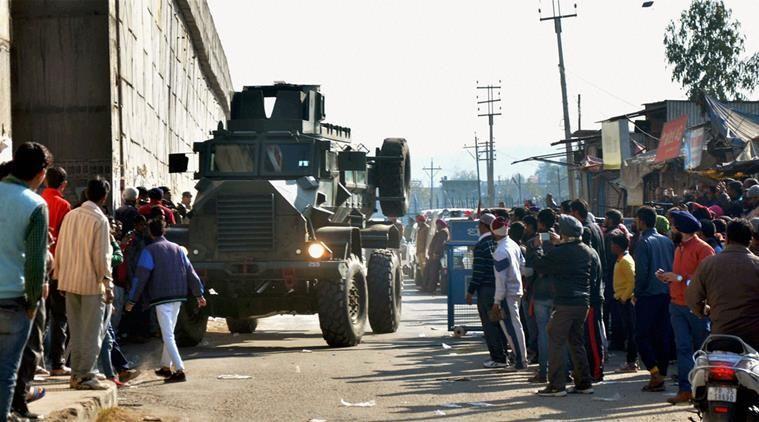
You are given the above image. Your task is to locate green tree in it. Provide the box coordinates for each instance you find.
[664,0,759,101]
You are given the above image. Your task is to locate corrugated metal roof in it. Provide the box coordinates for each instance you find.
[661,100,759,128]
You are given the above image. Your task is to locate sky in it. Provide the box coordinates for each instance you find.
[206,0,759,187]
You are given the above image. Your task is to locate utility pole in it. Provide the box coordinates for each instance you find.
[540,0,577,199]
[511,175,523,206]
[464,132,487,206]
[477,82,501,207]
[577,93,582,131]
[556,167,562,201]
[423,159,442,210]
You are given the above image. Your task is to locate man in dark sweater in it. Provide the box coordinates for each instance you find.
[533,215,594,397]
[126,219,206,383]
[466,213,508,368]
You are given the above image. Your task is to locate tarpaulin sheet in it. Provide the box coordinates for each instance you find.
[705,96,759,145]
[655,115,688,163]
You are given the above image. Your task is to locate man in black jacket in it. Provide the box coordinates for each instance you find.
[533,215,594,397]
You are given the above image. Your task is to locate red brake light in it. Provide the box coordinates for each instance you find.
[709,364,737,381]
[713,406,730,414]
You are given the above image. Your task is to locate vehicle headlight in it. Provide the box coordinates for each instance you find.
[307,243,327,259]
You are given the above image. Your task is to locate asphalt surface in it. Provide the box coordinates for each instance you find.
[119,282,697,421]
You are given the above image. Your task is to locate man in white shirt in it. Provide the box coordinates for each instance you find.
[491,217,529,370]
[55,179,113,390]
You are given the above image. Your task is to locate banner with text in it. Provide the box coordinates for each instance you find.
[655,115,688,163]
[684,127,706,170]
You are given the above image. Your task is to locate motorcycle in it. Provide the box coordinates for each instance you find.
[689,334,759,421]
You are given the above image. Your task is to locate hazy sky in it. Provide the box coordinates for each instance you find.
[207,0,759,186]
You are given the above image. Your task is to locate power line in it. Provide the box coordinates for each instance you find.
[477,82,501,207]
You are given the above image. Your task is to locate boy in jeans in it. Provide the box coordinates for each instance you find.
[126,219,206,383]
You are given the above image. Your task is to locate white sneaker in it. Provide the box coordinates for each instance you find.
[482,360,508,369]
[75,378,110,390]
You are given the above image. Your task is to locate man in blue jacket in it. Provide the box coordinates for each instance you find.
[633,206,675,393]
[126,218,206,383]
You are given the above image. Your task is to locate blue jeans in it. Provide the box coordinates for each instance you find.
[98,323,116,379]
[0,298,33,419]
[670,304,710,392]
[636,294,673,375]
[534,299,553,377]
[111,286,126,333]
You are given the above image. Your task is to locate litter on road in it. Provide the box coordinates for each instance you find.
[441,343,452,350]
[217,374,253,380]
[340,399,376,408]
[467,402,495,408]
[432,410,447,416]
[593,392,622,402]
[302,349,313,353]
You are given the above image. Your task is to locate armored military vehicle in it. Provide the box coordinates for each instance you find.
[168,83,410,347]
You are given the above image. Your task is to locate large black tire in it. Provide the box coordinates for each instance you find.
[175,298,209,347]
[226,317,258,334]
[367,249,402,334]
[317,257,368,347]
[377,138,411,218]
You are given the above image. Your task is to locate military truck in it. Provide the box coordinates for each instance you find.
[167,83,410,347]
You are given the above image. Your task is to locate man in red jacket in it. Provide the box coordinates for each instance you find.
[656,210,714,405]
[40,167,72,376]
[138,188,176,225]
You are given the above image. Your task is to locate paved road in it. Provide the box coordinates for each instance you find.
[119,283,696,421]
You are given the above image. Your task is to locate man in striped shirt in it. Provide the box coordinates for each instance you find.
[54,179,113,390]
[466,213,509,368]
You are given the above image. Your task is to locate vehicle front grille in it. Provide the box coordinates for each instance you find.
[217,194,275,252]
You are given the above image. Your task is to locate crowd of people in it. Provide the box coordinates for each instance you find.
[422,186,759,402]
[0,142,204,421]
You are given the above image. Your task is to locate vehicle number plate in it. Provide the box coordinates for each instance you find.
[708,386,737,403]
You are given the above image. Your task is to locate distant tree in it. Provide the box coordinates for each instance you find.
[664,0,759,101]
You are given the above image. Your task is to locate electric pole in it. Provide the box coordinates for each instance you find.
[541,0,577,199]
[511,175,523,206]
[464,132,487,207]
[477,82,501,207]
[423,159,442,210]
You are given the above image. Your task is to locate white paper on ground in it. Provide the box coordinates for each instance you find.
[441,343,452,350]
[433,410,446,416]
[340,399,376,408]
[217,374,252,380]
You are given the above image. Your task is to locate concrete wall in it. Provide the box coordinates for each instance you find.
[11,0,231,206]
[0,0,9,163]
[110,0,231,199]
